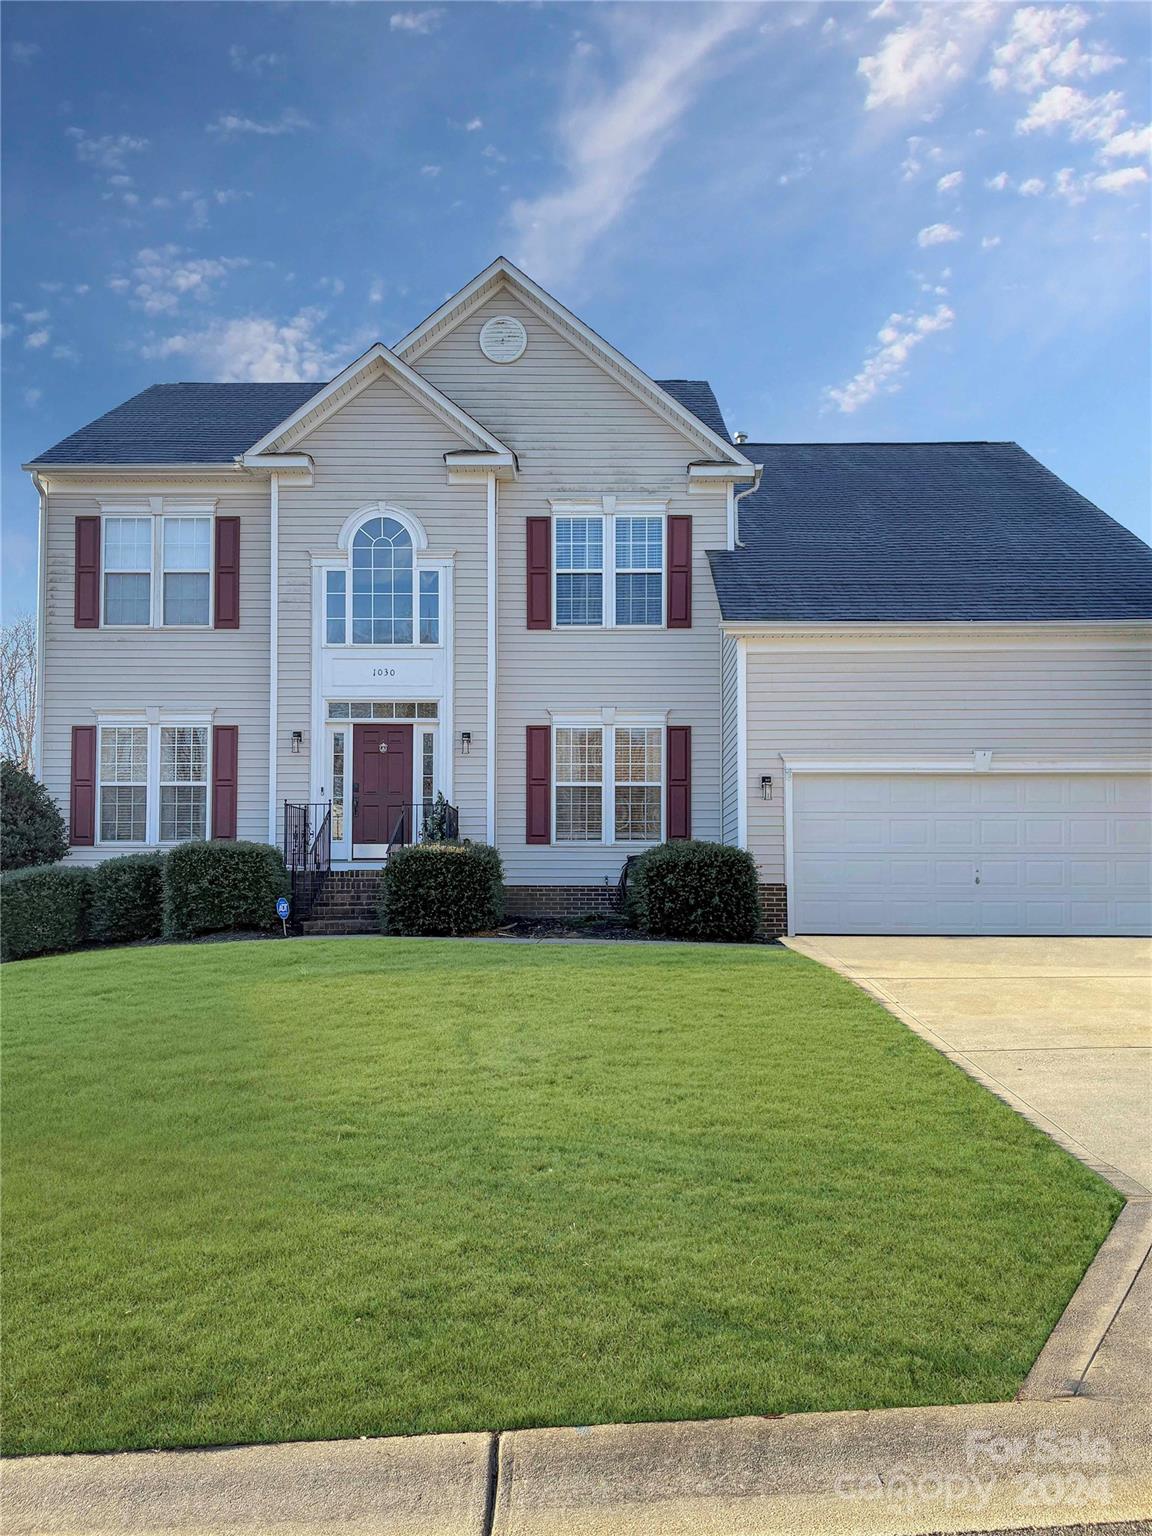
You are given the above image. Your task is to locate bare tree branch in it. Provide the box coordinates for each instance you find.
[1,613,37,771]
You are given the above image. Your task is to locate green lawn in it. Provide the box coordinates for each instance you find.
[2,939,1119,1457]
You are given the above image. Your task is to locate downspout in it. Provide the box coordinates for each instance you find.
[31,471,48,780]
[732,463,763,550]
[267,471,279,844]
[485,472,497,844]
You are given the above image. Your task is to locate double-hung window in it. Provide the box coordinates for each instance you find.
[99,726,149,841]
[159,726,208,841]
[97,720,211,845]
[101,509,213,627]
[552,504,665,628]
[103,518,153,626]
[552,721,663,844]
[162,519,211,626]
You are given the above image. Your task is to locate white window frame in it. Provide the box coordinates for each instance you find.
[98,500,216,630]
[97,724,150,845]
[158,724,210,845]
[549,497,668,631]
[323,506,442,650]
[549,712,667,846]
[94,712,216,847]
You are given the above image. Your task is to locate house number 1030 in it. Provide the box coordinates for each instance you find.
[371,667,396,678]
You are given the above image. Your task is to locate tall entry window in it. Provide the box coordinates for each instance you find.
[325,515,440,647]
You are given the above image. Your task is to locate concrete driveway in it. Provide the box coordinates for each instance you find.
[786,936,1152,1197]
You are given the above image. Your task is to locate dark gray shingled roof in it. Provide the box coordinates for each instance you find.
[708,441,1152,623]
[28,377,729,466]
[27,382,324,466]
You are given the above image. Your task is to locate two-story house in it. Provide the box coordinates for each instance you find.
[25,258,1152,936]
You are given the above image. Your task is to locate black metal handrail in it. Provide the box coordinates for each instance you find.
[283,801,332,923]
[384,799,461,855]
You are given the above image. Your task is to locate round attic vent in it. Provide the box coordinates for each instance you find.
[479,314,527,364]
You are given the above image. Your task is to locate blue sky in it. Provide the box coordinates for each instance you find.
[3,1,1150,614]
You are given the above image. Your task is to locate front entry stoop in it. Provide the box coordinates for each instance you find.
[301,871,382,935]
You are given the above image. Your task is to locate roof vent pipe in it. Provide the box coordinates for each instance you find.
[733,432,748,444]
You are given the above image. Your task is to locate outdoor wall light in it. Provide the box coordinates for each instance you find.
[291,730,303,755]
[760,775,773,800]
[460,731,472,755]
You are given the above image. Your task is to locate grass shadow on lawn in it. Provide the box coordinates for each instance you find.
[1,939,1121,1456]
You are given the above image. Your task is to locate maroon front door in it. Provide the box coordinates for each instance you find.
[352,724,413,848]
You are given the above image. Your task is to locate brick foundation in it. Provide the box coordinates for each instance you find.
[758,884,788,938]
[502,885,620,918]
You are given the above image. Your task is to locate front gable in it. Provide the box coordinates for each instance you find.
[397,258,753,473]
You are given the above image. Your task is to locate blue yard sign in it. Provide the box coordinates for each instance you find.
[276,897,290,934]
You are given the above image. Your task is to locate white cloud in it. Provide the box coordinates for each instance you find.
[825,302,955,414]
[464,117,483,132]
[1018,177,1046,196]
[228,44,283,76]
[140,307,341,382]
[25,329,50,349]
[206,108,311,138]
[985,170,1010,190]
[24,387,43,407]
[368,279,385,304]
[1093,166,1149,195]
[66,127,149,173]
[0,323,13,339]
[125,245,249,314]
[389,9,441,34]
[917,222,962,247]
[900,135,943,180]
[981,234,1002,249]
[511,4,756,285]
[22,309,49,324]
[53,343,80,362]
[10,41,42,65]
[858,2,998,114]
[1017,85,1126,144]
[987,6,1121,94]
[1099,124,1152,160]
[936,169,964,192]
[420,163,441,177]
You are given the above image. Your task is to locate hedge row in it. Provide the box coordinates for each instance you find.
[0,841,288,962]
[380,841,504,936]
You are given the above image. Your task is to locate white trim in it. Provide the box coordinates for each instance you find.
[242,342,513,459]
[783,763,795,934]
[267,472,279,844]
[32,472,48,780]
[486,472,497,843]
[94,716,214,848]
[98,504,216,631]
[392,257,752,469]
[550,503,668,631]
[780,753,1152,776]
[735,639,749,850]
[726,622,1152,650]
[548,715,668,849]
[335,502,429,553]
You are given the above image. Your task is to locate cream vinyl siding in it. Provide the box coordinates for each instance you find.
[277,373,488,838]
[412,289,729,885]
[40,480,271,862]
[743,640,1152,881]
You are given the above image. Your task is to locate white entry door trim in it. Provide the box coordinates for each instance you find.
[782,756,1152,938]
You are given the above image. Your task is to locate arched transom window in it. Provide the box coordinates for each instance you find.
[326,514,439,647]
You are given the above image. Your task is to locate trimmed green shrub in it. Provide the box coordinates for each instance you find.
[380,842,504,936]
[89,853,165,945]
[163,840,289,939]
[627,840,761,942]
[1,864,91,961]
[1,761,68,871]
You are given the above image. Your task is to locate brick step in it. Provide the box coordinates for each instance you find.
[308,908,378,920]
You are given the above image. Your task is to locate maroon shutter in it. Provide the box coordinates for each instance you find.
[214,517,240,629]
[74,517,101,628]
[525,725,551,844]
[666,725,691,840]
[526,517,551,630]
[70,726,97,846]
[666,515,692,629]
[212,726,238,840]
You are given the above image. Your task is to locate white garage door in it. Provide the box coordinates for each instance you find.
[792,773,1152,936]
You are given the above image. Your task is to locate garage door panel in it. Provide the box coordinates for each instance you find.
[792,773,1152,936]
